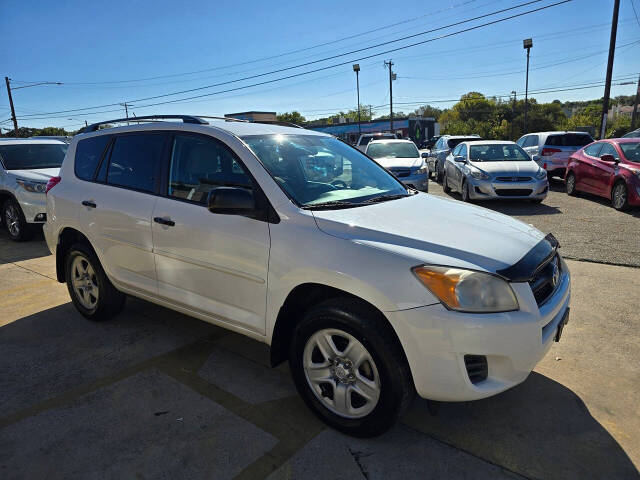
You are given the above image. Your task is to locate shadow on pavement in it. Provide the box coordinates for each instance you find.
[0,228,51,265]
[440,188,562,216]
[403,372,639,480]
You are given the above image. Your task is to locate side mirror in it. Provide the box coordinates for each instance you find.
[454,155,466,163]
[207,187,255,215]
[600,154,619,164]
[532,154,541,162]
[421,152,429,158]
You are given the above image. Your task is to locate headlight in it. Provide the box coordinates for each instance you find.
[16,178,47,193]
[413,266,519,313]
[535,168,547,179]
[469,167,490,180]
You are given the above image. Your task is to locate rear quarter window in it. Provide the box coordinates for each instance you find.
[74,135,112,181]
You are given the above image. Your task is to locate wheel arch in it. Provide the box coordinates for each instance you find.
[55,227,96,283]
[269,283,410,372]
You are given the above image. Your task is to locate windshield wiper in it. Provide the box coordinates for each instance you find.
[361,193,411,204]
[301,200,365,210]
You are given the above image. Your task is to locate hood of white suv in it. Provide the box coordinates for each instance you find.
[373,157,423,169]
[312,193,544,273]
[8,168,60,182]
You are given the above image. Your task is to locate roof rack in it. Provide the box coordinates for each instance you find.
[80,115,209,133]
[250,120,304,129]
[198,116,249,123]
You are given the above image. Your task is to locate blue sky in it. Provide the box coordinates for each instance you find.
[1,0,639,130]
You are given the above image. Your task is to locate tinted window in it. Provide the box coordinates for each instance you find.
[546,134,593,147]
[448,137,481,149]
[524,135,538,147]
[168,134,252,204]
[74,135,111,181]
[584,143,603,157]
[516,136,526,147]
[106,134,165,193]
[598,143,620,161]
[0,143,67,170]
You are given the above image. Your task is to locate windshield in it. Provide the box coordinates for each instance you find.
[620,142,640,162]
[242,134,407,207]
[0,143,68,170]
[469,144,531,162]
[366,142,419,159]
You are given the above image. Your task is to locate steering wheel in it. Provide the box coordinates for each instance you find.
[331,180,348,188]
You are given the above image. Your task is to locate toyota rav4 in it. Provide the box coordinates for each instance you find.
[44,115,571,437]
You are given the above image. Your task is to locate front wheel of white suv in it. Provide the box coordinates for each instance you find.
[65,243,126,321]
[3,198,33,241]
[289,298,414,437]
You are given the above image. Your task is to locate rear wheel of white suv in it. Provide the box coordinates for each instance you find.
[65,243,125,321]
[289,297,414,437]
[3,198,33,241]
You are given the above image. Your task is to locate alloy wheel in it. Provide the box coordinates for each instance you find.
[303,328,381,419]
[566,174,576,195]
[71,255,99,310]
[5,204,20,237]
[612,183,627,210]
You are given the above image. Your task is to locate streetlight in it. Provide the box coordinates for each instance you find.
[510,91,517,140]
[523,38,532,134]
[353,64,361,137]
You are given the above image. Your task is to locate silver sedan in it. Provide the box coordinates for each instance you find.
[442,141,548,202]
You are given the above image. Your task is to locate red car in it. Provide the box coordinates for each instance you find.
[565,138,640,210]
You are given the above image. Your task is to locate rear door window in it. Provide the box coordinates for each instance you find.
[524,135,539,147]
[74,135,111,181]
[168,133,253,204]
[106,133,166,193]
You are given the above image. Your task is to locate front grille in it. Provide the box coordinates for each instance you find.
[495,176,532,182]
[464,355,488,384]
[390,168,411,178]
[495,188,533,196]
[529,254,561,306]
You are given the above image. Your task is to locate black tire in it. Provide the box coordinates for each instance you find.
[461,180,471,202]
[611,181,629,211]
[3,198,33,241]
[435,161,443,183]
[443,170,451,193]
[289,297,414,437]
[65,242,125,321]
[566,172,577,196]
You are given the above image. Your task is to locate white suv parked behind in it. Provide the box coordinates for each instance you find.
[44,115,571,437]
[0,139,67,241]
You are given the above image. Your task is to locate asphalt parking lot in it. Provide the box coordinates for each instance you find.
[1,187,639,479]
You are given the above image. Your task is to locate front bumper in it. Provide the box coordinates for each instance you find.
[468,176,548,200]
[14,189,48,223]
[387,266,570,401]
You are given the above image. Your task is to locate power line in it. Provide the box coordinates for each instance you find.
[17,0,572,119]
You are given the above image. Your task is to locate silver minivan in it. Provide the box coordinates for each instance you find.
[516,131,593,178]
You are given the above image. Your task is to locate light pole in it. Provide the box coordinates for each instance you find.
[510,91,517,140]
[353,64,361,137]
[523,38,532,134]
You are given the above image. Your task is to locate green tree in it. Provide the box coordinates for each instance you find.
[276,111,306,124]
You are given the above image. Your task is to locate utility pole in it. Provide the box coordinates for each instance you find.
[384,60,394,132]
[120,102,130,125]
[523,39,532,134]
[600,0,620,139]
[4,77,18,132]
[631,73,640,131]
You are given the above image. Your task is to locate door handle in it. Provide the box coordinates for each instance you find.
[81,200,97,208]
[154,217,175,227]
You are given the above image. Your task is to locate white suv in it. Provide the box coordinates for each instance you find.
[0,139,68,241]
[44,115,571,437]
